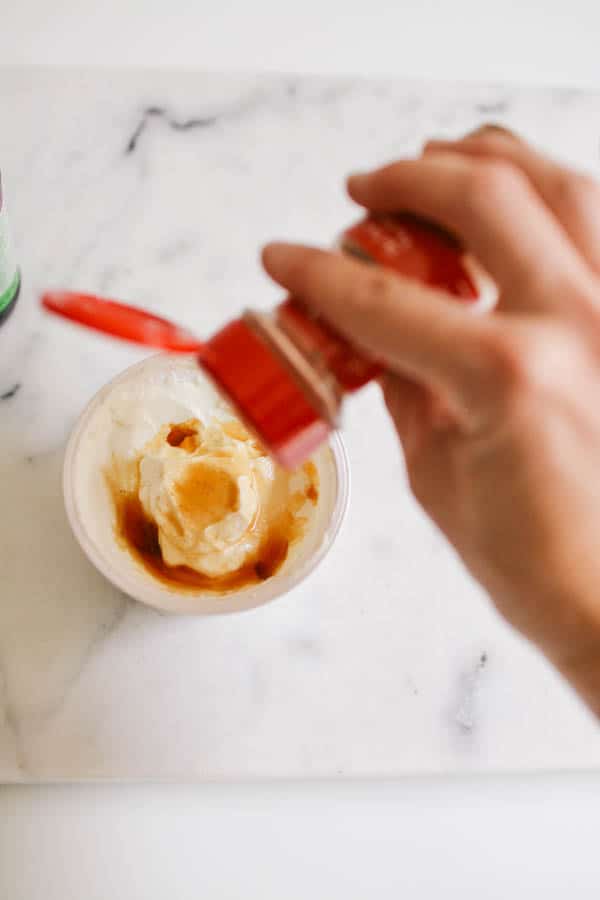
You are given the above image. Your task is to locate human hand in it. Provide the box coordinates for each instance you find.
[262,127,600,713]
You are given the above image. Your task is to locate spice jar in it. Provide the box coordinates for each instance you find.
[198,214,497,467]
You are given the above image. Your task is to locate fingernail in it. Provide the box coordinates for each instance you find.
[347,172,369,192]
[422,138,453,153]
[469,123,515,139]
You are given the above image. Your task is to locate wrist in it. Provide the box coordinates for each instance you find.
[496,579,600,717]
[554,642,600,717]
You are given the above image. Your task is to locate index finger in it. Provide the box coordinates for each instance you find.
[262,241,499,424]
[347,153,593,314]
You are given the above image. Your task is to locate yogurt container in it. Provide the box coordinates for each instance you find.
[63,354,349,614]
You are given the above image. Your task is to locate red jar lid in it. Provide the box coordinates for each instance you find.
[198,315,332,468]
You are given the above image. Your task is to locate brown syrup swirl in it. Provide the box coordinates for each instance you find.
[106,421,320,594]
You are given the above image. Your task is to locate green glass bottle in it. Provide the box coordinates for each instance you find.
[0,171,20,325]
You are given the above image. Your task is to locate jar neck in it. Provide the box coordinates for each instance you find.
[274,298,381,393]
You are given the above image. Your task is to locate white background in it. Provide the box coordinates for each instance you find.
[2,2,600,897]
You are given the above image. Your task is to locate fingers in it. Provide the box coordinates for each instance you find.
[262,241,493,420]
[347,152,594,314]
[424,126,600,274]
[380,373,452,461]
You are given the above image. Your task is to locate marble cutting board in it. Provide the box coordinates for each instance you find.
[1,67,599,780]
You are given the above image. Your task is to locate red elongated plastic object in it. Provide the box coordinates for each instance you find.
[41,291,203,353]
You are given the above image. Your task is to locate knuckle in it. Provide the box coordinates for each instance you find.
[281,248,321,291]
[380,161,404,181]
[513,336,555,392]
[303,249,341,293]
[462,160,525,210]
[480,323,580,408]
[553,171,600,210]
[479,329,523,385]
[369,162,402,196]
[353,269,397,313]
[480,327,552,396]
[464,128,511,152]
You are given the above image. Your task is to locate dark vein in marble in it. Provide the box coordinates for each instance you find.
[0,657,28,776]
[1,382,21,400]
[453,651,488,735]
[124,83,302,158]
[475,100,508,116]
[125,106,217,154]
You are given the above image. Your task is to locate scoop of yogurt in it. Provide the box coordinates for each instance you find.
[138,417,275,577]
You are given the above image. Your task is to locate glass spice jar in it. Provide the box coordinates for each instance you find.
[199,214,497,467]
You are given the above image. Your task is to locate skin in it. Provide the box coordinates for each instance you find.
[262,126,600,716]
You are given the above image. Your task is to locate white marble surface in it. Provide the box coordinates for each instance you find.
[1,67,600,781]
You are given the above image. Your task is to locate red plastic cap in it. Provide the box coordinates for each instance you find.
[41,292,203,353]
[198,317,330,469]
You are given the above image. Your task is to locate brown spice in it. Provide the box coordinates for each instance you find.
[166,421,198,447]
[111,490,305,593]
